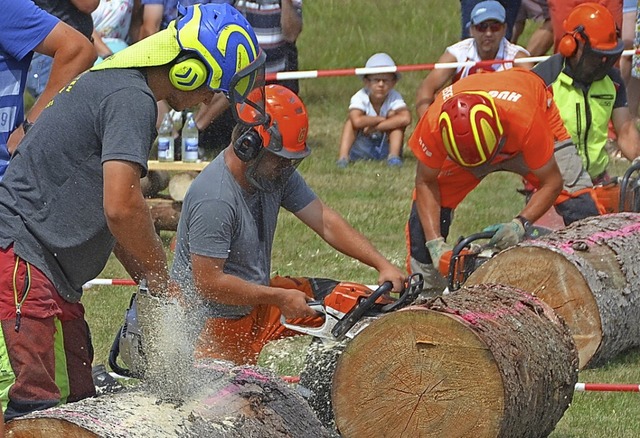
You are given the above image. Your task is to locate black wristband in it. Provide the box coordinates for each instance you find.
[22,120,34,134]
[515,215,532,232]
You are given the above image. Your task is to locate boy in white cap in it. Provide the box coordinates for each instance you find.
[337,52,411,168]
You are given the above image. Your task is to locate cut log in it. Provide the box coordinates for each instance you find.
[302,284,578,437]
[140,170,170,198]
[168,171,199,202]
[5,362,330,438]
[467,212,640,369]
[146,198,182,232]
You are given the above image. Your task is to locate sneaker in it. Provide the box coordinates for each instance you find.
[92,364,124,394]
[336,158,349,168]
[387,156,403,167]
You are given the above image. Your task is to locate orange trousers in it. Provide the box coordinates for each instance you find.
[195,276,326,365]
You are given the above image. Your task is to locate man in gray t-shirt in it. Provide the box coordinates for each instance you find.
[0,4,265,420]
[171,85,406,365]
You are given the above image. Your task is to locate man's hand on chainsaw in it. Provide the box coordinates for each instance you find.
[276,288,317,320]
[483,218,525,250]
[426,237,453,271]
[377,264,407,292]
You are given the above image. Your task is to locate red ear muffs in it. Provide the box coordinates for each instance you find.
[559,32,578,57]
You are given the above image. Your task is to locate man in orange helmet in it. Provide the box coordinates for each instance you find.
[171,84,406,365]
[533,2,640,184]
[407,67,599,291]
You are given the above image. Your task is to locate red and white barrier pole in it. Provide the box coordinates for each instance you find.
[265,49,637,82]
[575,382,640,393]
[83,278,137,288]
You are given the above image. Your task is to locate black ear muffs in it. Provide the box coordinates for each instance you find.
[169,53,208,91]
[233,128,263,162]
[559,25,586,57]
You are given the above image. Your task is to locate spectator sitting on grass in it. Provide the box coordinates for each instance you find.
[336,52,411,168]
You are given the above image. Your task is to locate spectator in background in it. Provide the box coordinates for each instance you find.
[533,2,640,183]
[620,0,638,84]
[416,1,532,118]
[1,0,96,179]
[92,0,140,63]
[512,0,554,56]
[26,0,99,99]
[547,0,622,53]
[460,0,522,41]
[628,1,640,117]
[336,53,411,168]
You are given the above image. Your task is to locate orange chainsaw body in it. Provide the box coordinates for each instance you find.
[323,282,394,316]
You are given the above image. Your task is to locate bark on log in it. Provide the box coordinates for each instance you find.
[302,284,578,438]
[467,212,640,369]
[140,171,170,198]
[168,171,199,202]
[5,362,330,438]
[146,198,182,232]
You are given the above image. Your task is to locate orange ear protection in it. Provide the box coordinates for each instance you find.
[558,25,586,57]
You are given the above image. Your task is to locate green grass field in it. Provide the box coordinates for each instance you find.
[80,1,640,436]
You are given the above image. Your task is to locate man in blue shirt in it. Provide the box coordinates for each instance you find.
[0,0,95,179]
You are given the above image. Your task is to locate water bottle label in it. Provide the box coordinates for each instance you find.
[158,138,170,152]
[185,138,198,152]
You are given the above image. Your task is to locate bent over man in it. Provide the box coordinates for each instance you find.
[407,68,599,292]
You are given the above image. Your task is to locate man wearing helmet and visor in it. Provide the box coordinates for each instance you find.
[0,3,264,420]
[407,67,598,293]
[533,2,640,185]
[171,84,406,365]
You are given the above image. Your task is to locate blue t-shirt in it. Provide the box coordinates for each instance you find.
[0,0,58,179]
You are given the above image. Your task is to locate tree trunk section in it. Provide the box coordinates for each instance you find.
[467,212,640,369]
[146,198,182,232]
[140,170,170,198]
[6,362,329,438]
[302,284,577,438]
[168,171,199,202]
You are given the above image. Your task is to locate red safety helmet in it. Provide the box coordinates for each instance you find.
[438,91,504,167]
[257,84,310,159]
[559,2,623,57]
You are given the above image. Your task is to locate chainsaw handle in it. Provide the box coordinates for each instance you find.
[619,160,640,212]
[380,274,423,312]
[331,281,393,339]
[448,231,495,291]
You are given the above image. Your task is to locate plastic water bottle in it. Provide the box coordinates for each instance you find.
[181,112,199,163]
[157,113,174,162]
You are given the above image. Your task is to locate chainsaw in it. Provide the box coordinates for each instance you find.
[439,223,555,292]
[280,273,424,342]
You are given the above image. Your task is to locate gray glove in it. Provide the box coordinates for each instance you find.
[484,218,526,250]
[426,237,453,266]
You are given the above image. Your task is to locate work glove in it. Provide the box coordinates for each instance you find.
[426,237,452,267]
[484,218,526,250]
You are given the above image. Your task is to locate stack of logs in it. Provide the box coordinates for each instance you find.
[142,170,199,232]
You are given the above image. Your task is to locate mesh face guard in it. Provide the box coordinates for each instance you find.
[230,51,267,126]
[245,146,304,193]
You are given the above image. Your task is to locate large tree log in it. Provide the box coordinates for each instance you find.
[301,284,578,437]
[140,170,170,198]
[467,212,640,369]
[146,198,182,232]
[6,362,330,438]
[168,171,199,202]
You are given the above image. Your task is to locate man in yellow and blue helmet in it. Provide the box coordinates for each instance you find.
[0,3,264,421]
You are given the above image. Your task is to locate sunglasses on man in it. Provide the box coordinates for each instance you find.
[474,22,505,33]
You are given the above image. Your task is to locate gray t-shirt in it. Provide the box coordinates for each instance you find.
[171,152,316,318]
[0,68,157,302]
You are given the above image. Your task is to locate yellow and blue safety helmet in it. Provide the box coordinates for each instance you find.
[92,3,267,126]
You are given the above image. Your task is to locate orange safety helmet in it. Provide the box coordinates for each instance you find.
[438,91,504,167]
[558,2,623,57]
